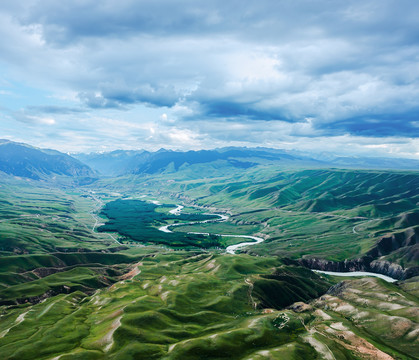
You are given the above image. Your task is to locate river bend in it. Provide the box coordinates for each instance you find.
[158,205,263,254]
[158,204,398,282]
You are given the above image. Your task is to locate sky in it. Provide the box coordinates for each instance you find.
[0,0,418,158]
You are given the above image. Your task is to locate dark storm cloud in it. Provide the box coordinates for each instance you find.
[79,83,181,109]
[196,100,295,122]
[321,112,419,137]
[20,1,419,46]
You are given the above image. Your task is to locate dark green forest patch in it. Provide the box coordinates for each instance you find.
[98,199,223,248]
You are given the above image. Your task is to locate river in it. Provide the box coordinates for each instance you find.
[158,204,399,282]
[158,205,262,254]
[313,270,397,283]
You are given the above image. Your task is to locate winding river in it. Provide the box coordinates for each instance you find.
[158,205,263,254]
[157,204,398,282]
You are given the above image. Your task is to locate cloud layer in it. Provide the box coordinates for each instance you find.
[0,0,418,156]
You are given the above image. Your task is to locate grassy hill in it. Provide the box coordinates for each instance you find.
[1,253,417,359]
[0,166,418,359]
[95,168,419,268]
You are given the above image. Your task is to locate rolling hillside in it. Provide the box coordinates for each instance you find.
[1,252,417,359]
[98,168,419,274]
[0,145,418,359]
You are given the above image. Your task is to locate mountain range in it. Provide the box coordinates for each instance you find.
[1,139,418,180]
[0,140,95,180]
[75,146,419,176]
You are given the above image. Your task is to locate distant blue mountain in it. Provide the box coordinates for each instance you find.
[75,150,148,177]
[74,147,325,176]
[5,141,414,179]
[75,147,419,176]
[0,140,96,180]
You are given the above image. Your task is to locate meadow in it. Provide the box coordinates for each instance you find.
[0,167,418,359]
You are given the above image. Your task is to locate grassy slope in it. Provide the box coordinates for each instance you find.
[0,169,418,359]
[311,275,419,359]
[98,167,419,265]
[0,253,328,360]
[1,254,417,359]
[0,180,118,254]
[0,180,157,300]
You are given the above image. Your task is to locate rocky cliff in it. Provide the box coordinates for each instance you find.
[298,225,419,280]
[298,256,419,280]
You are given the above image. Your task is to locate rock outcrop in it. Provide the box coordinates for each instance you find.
[298,226,419,280]
[298,256,419,280]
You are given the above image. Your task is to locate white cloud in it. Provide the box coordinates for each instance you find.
[0,0,418,157]
[38,117,55,125]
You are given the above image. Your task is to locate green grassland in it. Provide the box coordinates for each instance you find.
[0,253,330,359]
[0,180,118,254]
[95,168,419,267]
[0,167,418,359]
[1,253,418,359]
